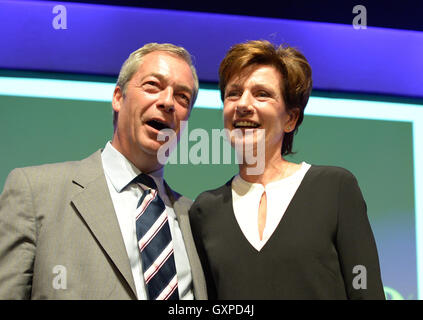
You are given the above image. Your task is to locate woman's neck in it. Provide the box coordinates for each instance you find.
[238,151,300,186]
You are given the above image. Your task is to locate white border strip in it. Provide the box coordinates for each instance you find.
[0,77,422,299]
[0,77,115,102]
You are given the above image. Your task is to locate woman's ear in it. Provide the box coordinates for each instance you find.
[285,107,300,133]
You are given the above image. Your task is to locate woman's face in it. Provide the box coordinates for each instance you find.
[223,64,298,159]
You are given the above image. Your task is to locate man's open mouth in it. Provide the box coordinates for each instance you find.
[146,119,171,131]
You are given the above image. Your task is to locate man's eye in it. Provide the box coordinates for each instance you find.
[143,81,160,89]
[177,93,190,105]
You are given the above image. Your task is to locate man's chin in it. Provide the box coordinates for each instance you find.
[139,140,176,161]
[138,142,161,157]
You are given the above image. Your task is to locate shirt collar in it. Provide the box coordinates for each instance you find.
[233,162,308,194]
[101,141,164,193]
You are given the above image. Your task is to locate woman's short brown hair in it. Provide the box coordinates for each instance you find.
[219,40,312,156]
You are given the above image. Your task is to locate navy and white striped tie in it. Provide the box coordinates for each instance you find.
[134,173,179,300]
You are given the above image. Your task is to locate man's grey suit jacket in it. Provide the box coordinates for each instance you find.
[0,150,207,299]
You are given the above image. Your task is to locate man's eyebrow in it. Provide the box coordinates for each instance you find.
[139,72,164,83]
[140,73,193,95]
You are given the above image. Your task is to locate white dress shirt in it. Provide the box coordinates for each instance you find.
[232,162,311,252]
[101,141,194,300]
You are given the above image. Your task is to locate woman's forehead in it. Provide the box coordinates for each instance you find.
[226,64,283,88]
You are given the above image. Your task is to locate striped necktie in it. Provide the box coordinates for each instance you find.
[133,173,179,300]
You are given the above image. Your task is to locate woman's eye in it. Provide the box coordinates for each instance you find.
[256,91,270,97]
[225,91,240,98]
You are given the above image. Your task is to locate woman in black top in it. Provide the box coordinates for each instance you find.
[189,40,385,299]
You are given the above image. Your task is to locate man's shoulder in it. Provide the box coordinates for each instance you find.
[5,150,102,188]
[13,159,79,175]
[164,183,193,208]
[173,191,193,207]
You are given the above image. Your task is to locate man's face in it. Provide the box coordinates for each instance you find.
[112,51,195,169]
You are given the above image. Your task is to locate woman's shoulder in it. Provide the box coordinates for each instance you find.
[308,164,355,175]
[192,177,234,205]
[306,164,359,184]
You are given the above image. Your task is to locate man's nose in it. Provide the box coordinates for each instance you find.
[157,86,175,113]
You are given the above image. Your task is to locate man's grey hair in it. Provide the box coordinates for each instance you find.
[114,43,199,128]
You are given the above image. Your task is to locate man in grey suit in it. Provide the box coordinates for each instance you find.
[0,43,207,300]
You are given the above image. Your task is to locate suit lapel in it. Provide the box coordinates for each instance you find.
[163,182,207,299]
[70,150,137,298]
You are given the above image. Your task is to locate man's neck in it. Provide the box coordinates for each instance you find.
[110,140,163,174]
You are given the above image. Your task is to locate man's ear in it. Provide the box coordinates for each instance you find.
[112,86,123,113]
[285,107,300,133]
